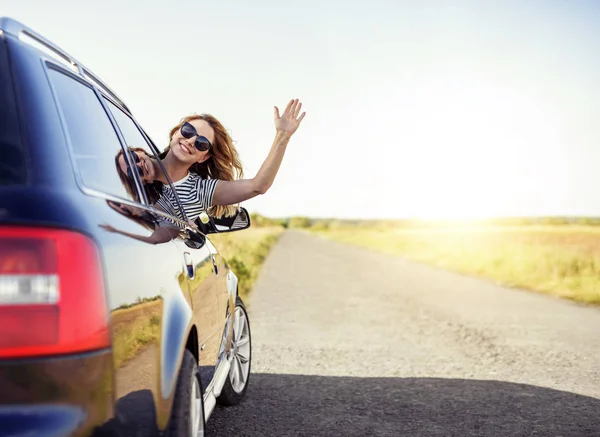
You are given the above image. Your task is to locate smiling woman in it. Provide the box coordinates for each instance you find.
[115,99,306,224]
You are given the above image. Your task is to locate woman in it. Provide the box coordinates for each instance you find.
[117,98,305,223]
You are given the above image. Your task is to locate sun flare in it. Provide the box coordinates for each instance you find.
[377,72,565,220]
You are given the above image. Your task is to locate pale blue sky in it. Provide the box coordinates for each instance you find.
[3,0,600,219]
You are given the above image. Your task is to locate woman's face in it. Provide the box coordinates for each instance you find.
[169,119,215,165]
[118,150,157,183]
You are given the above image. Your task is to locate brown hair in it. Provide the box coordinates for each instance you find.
[163,114,244,218]
[114,148,163,204]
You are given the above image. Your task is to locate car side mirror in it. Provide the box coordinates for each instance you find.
[204,207,251,234]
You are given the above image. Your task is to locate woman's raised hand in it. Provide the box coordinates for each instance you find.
[274,99,306,137]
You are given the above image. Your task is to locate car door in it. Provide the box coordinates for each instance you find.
[47,67,195,436]
[205,236,231,325]
[176,233,224,388]
[103,101,224,395]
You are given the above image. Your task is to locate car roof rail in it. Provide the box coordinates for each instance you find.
[0,16,131,114]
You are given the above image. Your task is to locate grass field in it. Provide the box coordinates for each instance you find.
[313,224,600,305]
[112,299,162,368]
[210,226,284,301]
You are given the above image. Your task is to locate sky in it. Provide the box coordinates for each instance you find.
[2,0,600,219]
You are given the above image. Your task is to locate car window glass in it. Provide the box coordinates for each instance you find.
[103,98,189,225]
[104,99,158,159]
[47,68,136,202]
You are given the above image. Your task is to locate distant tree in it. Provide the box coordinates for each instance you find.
[576,217,600,226]
[288,216,312,228]
[248,212,287,228]
[310,220,331,231]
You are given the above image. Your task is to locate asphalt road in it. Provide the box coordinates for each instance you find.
[208,230,600,437]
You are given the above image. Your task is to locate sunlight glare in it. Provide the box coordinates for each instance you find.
[389,71,564,220]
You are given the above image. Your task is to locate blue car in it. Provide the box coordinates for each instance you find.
[0,17,252,437]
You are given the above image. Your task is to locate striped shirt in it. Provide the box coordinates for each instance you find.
[155,172,218,224]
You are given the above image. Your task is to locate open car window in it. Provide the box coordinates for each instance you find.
[102,97,193,229]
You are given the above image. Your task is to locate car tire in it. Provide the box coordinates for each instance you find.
[166,349,206,437]
[217,296,252,406]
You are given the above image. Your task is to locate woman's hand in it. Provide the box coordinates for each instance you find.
[99,223,118,233]
[212,99,306,206]
[274,99,306,137]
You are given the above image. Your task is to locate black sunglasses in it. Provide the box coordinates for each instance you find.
[180,121,212,152]
[126,152,143,180]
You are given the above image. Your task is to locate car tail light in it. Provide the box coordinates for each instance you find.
[0,227,110,359]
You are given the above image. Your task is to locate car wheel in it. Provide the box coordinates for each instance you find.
[167,349,206,437]
[217,296,251,406]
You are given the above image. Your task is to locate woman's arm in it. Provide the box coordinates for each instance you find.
[211,99,306,206]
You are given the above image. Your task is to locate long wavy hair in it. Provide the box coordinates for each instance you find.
[162,114,244,218]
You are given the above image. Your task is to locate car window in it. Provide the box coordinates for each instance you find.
[0,39,25,186]
[103,98,190,226]
[47,68,136,202]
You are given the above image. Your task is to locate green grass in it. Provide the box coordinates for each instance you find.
[115,295,161,310]
[210,226,284,301]
[313,224,600,305]
[112,300,162,368]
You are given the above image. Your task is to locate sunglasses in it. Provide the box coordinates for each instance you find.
[180,121,212,152]
[126,152,143,180]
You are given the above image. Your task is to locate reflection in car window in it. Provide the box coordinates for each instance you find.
[100,199,183,245]
[104,98,189,227]
[47,68,134,202]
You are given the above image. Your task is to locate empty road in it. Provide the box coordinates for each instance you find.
[209,230,600,436]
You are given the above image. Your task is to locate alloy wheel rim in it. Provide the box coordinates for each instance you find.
[229,306,251,394]
[190,376,203,437]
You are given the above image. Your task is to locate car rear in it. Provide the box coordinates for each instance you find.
[0,20,116,437]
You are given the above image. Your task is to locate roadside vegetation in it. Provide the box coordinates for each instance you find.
[288,216,600,305]
[210,223,284,301]
[112,299,162,368]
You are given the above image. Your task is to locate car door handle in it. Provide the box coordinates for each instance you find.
[212,255,219,276]
[183,252,195,278]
